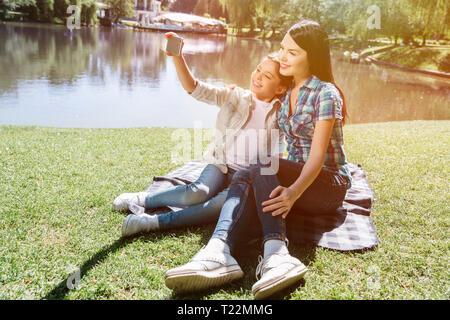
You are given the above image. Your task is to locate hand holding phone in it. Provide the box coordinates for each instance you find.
[165,33,183,56]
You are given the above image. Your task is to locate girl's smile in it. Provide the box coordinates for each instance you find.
[250,58,285,102]
[251,80,262,88]
[279,62,290,70]
[278,33,310,81]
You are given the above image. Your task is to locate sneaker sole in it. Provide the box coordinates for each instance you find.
[121,215,134,237]
[252,264,308,300]
[165,265,244,293]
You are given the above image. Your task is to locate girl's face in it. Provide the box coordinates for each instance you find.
[278,33,310,80]
[250,58,285,102]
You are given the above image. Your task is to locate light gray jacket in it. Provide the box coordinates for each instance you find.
[190,80,285,174]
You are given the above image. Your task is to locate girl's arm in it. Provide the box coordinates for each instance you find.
[166,33,235,108]
[171,55,197,94]
[286,119,334,197]
[262,119,335,218]
[165,33,197,94]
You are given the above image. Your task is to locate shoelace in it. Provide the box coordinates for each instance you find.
[255,253,297,280]
[129,203,145,215]
[255,255,266,281]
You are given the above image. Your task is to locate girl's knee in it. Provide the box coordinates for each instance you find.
[174,182,209,205]
[232,168,252,182]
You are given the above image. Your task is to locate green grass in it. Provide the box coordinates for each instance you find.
[0,121,448,300]
[120,20,139,27]
[373,46,450,73]
[360,44,395,56]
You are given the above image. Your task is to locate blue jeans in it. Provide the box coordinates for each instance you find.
[211,158,349,251]
[144,164,235,230]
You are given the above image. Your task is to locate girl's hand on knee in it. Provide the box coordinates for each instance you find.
[261,186,299,219]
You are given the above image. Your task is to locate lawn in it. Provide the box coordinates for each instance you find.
[0,121,448,300]
[372,46,450,73]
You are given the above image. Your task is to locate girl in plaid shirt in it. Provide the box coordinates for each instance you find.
[165,20,352,299]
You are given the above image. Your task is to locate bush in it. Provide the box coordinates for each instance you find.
[438,53,450,73]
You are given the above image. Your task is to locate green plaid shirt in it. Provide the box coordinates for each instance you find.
[278,75,351,187]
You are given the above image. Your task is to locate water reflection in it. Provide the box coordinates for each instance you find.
[0,22,448,128]
[334,57,450,123]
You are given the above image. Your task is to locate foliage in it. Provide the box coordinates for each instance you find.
[2,0,449,45]
[438,53,450,73]
[169,0,198,13]
[105,0,135,24]
[193,0,227,21]
[1,0,98,24]
[215,0,450,44]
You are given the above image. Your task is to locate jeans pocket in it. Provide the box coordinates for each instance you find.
[326,186,347,212]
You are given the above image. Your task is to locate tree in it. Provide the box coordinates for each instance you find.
[192,0,207,15]
[317,0,351,34]
[170,0,198,13]
[209,0,226,20]
[219,0,258,29]
[0,0,35,10]
[193,0,226,20]
[159,0,170,10]
[106,0,135,23]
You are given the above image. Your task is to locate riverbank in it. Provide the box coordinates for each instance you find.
[330,38,450,75]
[0,121,448,300]
[121,20,450,76]
[370,46,450,74]
[3,19,449,76]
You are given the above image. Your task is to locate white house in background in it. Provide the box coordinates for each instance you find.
[96,0,176,25]
[135,0,162,25]
[96,2,112,19]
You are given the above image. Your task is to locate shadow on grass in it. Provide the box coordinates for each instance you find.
[168,240,317,300]
[42,237,135,300]
[42,224,318,300]
[41,225,216,300]
[41,225,207,300]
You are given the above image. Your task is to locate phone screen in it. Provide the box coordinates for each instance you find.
[166,37,183,56]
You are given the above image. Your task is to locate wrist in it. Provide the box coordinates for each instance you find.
[288,185,303,200]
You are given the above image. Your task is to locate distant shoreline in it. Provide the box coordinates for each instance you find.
[3,20,449,79]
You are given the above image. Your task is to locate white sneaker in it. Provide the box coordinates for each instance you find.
[121,214,159,237]
[252,253,307,299]
[112,192,148,212]
[165,247,244,293]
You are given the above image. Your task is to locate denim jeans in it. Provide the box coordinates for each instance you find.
[144,164,236,230]
[210,169,272,252]
[211,157,349,251]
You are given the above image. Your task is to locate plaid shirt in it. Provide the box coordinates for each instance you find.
[278,75,351,187]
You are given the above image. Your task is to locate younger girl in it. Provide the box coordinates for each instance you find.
[113,33,292,237]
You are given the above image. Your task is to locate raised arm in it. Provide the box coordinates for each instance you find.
[165,32,197,94]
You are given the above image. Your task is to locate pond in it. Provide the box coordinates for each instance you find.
[1,22,449,128]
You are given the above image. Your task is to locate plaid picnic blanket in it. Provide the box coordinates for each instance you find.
[144,160,378,252]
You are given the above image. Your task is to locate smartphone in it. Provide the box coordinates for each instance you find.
[166,36,183,56]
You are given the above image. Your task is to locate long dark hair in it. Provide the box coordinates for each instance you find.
[288,20,348,124]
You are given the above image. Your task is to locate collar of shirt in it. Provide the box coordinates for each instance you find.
[252,94,281,110]
[246,90,281,110]
[282,75,321,105]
